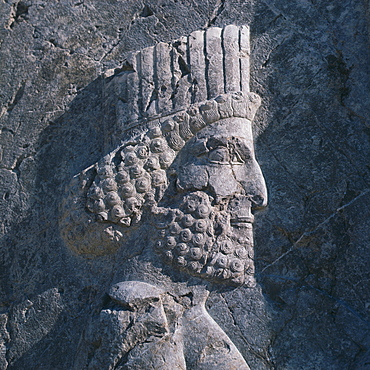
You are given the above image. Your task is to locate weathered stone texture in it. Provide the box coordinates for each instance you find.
[0,0,369,369]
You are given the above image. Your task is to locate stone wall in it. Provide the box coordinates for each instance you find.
[0,0,369,369]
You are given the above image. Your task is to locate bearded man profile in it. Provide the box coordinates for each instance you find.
[61,25,267,370]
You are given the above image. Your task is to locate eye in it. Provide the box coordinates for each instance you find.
[206,137,227,150]
[230,150,245,164]
[231,138,252,162]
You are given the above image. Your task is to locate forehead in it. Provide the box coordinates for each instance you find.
[196,117,253,144]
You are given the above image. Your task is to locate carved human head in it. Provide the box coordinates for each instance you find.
[60,25,267,287]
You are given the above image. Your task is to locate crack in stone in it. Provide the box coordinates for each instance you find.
[261,272,370,328]
[98,27,125,63]
[205,0,225,29]
[261,36,288,68]
[220,292,275,369]
[6,1,30,30]
[302,284,370,328]
[261,189,370,274]
[0,81,27,120]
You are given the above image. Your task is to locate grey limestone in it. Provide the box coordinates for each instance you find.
[0,0,369,369]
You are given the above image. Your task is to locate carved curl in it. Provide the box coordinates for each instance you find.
[59,92,261,257]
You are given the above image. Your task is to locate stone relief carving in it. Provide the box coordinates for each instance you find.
[60,25,267,369]
[84,282,248,370]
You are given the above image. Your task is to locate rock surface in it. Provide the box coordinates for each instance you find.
[0,1,369,369]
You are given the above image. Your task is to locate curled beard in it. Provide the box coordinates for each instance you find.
[152,191,256,287]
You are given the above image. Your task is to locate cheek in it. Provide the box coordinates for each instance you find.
[232,164,248,182]
[232,162,258,186]
[207,166,240,197]
[176,164,209,191]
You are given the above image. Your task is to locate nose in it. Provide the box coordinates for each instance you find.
[240,158,268,210]
[207,159,268,209]
[247,167,268,209]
